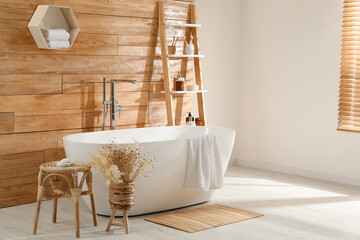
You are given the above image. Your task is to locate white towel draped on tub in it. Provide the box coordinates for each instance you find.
[184,135,223,191]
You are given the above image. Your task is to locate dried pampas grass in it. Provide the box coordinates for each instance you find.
[89,141,154,184]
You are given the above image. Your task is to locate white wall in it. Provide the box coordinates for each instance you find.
[196,0,242,165]
[197,0,360,186]
[237,0,360,186]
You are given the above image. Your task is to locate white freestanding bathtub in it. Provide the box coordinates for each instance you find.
[63,126,235,216]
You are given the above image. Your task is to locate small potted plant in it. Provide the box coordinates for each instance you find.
[88,141,153,233]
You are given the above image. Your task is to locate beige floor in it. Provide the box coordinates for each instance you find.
[1,166,360,240]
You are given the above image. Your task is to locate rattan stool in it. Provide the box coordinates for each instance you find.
[33,161,98,238]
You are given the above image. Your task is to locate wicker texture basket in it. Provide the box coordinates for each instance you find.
[109,182,135,211]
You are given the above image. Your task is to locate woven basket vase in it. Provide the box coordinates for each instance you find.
[109,182,135,211]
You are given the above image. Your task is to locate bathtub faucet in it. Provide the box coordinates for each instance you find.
[102,78,137,131]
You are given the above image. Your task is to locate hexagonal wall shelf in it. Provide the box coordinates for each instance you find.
[28,5,80,50]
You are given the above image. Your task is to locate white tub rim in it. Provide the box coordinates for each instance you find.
[63,126,236,145]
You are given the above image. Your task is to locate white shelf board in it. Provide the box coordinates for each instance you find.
[168,54,204,58]
[160,90,208,94]
[165,22,202,28]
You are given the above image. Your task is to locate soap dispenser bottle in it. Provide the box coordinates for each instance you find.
[186,112,195,126]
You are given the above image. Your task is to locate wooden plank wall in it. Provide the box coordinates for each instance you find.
[0,0,194,208]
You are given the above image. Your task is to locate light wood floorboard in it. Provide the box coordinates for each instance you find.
[1,166,360,240]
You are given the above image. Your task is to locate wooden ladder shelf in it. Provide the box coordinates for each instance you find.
[158,2,206,126]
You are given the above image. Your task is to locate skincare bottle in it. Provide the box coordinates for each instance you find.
[195,117,203,126]
[174,71,185,91]
[186,112,195,126]
[173,71,180,90]
[185,35,194,55]
[176,80,185,91]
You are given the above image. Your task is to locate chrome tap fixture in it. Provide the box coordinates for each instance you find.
[102,78,137,131]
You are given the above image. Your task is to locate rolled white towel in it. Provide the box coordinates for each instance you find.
[47,40,70,49]
[42,28,70,41]
[56,158,74,167]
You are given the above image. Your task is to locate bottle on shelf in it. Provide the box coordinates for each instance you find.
[186,112,195,126]
[195,117,203,126]
[185,35,194,55]
[173,71,185,91]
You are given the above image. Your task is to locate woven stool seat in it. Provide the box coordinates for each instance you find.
[40,161,91,173]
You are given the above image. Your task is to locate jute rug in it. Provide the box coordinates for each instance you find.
[144,204,263,233]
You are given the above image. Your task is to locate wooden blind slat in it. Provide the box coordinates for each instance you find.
[338,97,360,103]
[337,125,360,132]
[338,106,360,112]
[341,52,360,56]
[341,46,360,51]
[339,89,360,94]
[341,43,360,47]
[345,0,360,3]
[339,118,360,124]
[342,32,360,36]
[339,70,360,75]
[338,102,360,108]
[338,115,360,121]
[339,93,360,99]
[338,111,360,117]
[344,13,360,17]
[339,83,360,88]
[342,22,360,27]
[342,27,360,32]
[343,8,360,13]
[341,37,360,41]
[340,79,360,83]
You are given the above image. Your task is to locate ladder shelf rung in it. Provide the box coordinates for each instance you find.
[168,54,204,58]
[165,22,202,28]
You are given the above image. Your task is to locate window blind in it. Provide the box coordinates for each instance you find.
[338,0,360,131]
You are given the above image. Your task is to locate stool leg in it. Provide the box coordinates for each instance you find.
[71,172,81,238]
[74,198,80,238]
[106,210,116,231]
[33,171,44,235]
[52,198,58,223]
[123,210,129,234]
[90,193,97,226]
[33,199,42,234]
[87,170,97,226]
